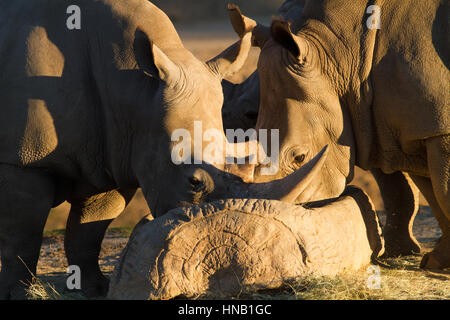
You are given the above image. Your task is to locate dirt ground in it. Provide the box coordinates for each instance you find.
[3,18,446,300]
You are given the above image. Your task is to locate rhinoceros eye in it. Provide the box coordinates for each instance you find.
[294,154,305,163]
[281,147,308,175]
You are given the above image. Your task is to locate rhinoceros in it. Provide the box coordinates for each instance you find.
[230,0,449,269]
[0,0,329,299]
[223,72,261,131]
[223,2,421,258]
[107,186,383,300]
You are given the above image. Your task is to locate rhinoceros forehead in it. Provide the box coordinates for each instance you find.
[161,66,222,111]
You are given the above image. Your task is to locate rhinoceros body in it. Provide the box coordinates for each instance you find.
[232,0,449,269]
[223,0,421,258]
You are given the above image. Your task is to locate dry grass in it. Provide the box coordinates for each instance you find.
[285,258,448,300]
[226,256,450,300]
[25,277,87,300]
[25,277,65,300]
[20,262,87,300]
[26,252,449,300]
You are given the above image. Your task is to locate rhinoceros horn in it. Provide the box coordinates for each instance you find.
[243,145,329,203]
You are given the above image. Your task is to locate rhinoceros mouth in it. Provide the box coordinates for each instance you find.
[108,188,383,300]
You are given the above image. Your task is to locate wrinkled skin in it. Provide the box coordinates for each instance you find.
[223,71,421,257]
[0,0,323,299]
[237,0,450,268]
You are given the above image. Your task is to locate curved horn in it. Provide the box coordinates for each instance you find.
[246,145,329,203]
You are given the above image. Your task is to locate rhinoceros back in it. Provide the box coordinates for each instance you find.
[0,0,178,181]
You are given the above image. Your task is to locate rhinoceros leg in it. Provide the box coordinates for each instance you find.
[65,188,136,297]
[0,165,54,299]
[411,175,450,270]
[371,169,421,256]
[426,135,450,221]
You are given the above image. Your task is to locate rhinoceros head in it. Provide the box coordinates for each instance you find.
[227,6,356,204]
[131,5,331,217]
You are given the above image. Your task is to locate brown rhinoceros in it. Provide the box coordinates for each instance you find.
[231,1,449,269]
[222,2,422,258]
[0,1,330,299]
[107,186,384,300]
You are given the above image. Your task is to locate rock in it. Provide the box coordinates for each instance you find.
[108,186,383,300]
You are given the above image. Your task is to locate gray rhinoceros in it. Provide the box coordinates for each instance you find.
[0,0,328,299]
[223,2,421,258]
[231,0,449,269]
[107,186,383,300]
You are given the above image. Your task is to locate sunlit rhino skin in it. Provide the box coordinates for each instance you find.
[108,186,383,300]
[222,2,421,258]
[233,1,450,269]
[0,1,329,299]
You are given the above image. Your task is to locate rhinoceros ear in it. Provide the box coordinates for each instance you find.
[134,28,182,85]
[150,43,183,84]
[227,4,257,37]
[206,4,256,79]
[227,4,270,49]
[271,18,307,60]
[206,33,253,80]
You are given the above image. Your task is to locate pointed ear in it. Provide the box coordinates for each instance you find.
[227,4,270,49]
[271,18,306,59]
[150,43,182,84]
[206,32,253,79]
[227,4,257,37]
[205,4,256,79]
[133,28,182,84]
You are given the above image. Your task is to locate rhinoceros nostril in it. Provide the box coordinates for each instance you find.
[189,176,203,186]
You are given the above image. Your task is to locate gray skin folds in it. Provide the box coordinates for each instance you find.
[108,186,383,300]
